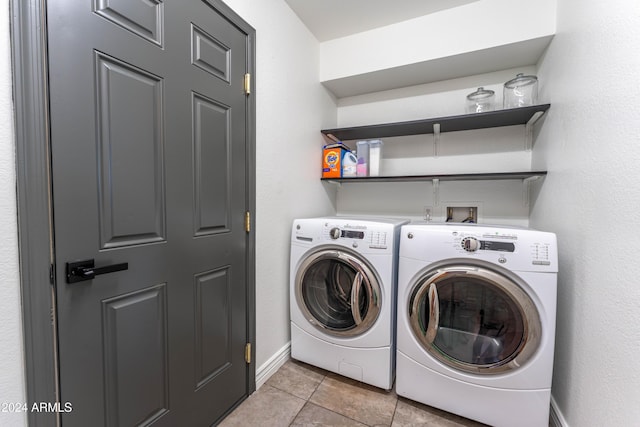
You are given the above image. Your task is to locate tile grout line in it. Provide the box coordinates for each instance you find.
[389,389,400,427]
[283,371,328,426]
[283,372,390,427]
[224,360,491,427]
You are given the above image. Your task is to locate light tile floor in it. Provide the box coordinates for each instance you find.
[219,359,488,426]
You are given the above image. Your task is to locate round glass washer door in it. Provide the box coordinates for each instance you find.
[295,248,382,337]
[408,261,542,375]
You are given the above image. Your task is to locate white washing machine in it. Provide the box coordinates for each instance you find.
[290,217,408,390]
[396,223,557,427]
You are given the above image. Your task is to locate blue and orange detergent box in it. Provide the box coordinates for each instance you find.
[322,143,352,178]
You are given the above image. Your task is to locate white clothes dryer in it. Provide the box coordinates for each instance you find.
[396,223,557,427]
[290,217,408,390]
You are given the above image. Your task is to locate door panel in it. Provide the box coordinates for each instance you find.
[195,268,232,388]
[191,24,231,81]
[95,0,165,46]
[193,92,231,235]
[96,52,166,248]
[102,284,169,426]
[47,0,251,425]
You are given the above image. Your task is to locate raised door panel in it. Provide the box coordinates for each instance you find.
[102,284,169,426]
[192,92,231,236]
[95,0,164,46]
[95,52,166,249]
[194,267,232,389]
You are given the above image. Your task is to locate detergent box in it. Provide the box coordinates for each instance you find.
[322,143,352,178]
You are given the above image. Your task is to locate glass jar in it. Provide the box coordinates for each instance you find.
[503,73,538,109]
[466,87,495,113]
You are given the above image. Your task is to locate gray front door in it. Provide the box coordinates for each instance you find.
[47,1,253,425]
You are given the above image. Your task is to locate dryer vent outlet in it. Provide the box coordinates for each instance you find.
[446,206,477,223]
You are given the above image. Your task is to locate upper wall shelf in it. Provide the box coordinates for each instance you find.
[321,104,550,141]
[321,171,547,184]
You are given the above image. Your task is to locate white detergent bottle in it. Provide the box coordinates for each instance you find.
[342,151,357,177]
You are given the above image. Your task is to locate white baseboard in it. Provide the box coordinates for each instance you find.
[550,395,568,427]
[255,341,291,390]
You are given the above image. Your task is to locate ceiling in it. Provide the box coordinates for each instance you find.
[284,0,480,41]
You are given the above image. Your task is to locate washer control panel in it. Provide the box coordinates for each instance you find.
[323,222,389,249]
[328,227,365,240]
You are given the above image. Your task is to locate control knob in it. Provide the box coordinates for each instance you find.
[329,227,341,239]
[462,237,480,252]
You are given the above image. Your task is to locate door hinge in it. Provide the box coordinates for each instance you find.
[244,73,251,95]
[245,343,251,364]
[245,211,251,233]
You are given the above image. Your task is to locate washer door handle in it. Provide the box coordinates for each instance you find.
[350,272,364,325]
[425,283,440,344]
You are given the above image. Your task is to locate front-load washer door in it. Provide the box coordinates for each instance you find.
[408,261,542,375]
[295,248,382,338]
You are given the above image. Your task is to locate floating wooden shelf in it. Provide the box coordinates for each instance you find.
[321,104,550,141]
[321,171,547,184]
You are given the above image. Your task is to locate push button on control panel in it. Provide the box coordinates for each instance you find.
[369,231,388,249]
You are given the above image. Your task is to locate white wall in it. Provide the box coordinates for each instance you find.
[531,1,640,425]
[202,0,338,369]
[0,2,28,427]
[320,0,555,83]
[318,0,555,97]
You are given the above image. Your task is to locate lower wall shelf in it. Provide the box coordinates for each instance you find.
[321,171,547,184]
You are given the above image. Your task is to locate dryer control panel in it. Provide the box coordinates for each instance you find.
[452,229,556,270]
[400,223,558,272]
[460,236,516,253]
[454,230,517,254]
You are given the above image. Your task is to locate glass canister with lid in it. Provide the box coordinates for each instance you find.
[466,87,495,113]
[503,73,538,108]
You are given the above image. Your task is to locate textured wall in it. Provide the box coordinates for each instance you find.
[0,2,28,426]
[531,1,640,425]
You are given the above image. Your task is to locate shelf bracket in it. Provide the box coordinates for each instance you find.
[325,133,340,143]
[322,179,342,187]
[524,111,545,151]
[523,175,540,206]
[433,123,440,157]
[432,178,440,206]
